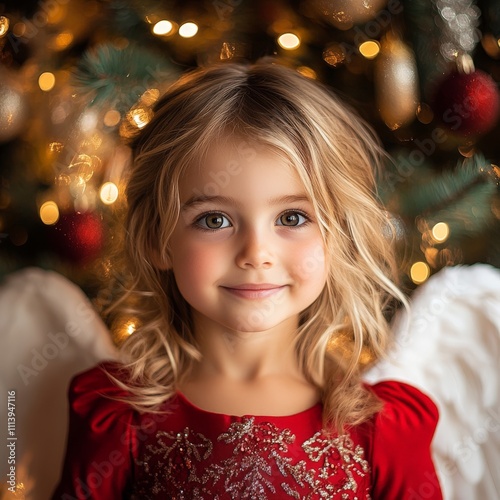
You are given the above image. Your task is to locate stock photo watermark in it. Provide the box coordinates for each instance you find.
[16,300,97,386]
[6,390,17,493]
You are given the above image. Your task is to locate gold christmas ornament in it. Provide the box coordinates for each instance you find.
[374,34,419,130]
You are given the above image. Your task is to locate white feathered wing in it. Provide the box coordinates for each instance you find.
[363,263,500,500]
[0,267,118,500]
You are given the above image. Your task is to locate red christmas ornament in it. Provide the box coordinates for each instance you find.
[432,70,500,137]
[50,211,104,265]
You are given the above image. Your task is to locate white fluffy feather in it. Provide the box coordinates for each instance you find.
[0,267,118,500]
[363,264,500,499]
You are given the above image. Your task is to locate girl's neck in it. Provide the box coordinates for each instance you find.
[189,310,303,382]
[174,310,323,416]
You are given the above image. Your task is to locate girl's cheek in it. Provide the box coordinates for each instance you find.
[288,238,326,282]
[175,240,224,277]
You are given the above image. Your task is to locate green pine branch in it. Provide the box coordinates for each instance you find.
[72,43,179,114]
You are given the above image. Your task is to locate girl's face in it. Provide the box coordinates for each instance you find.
[167,140,328,334]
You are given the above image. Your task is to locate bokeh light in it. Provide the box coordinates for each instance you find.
[39,72,56,92]
[100,182,119,205]
[40,201,60,225]
[179,22,198,38]
[431,222,450,243]
[410,261,431,284]
[359,40,380,59]
[153,20,173,35]
[278,33,300,50]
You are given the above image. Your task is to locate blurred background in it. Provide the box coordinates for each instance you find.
[1,2,500,499]
[0,0,499,317]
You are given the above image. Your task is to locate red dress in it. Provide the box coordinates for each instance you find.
[51,361,443,499]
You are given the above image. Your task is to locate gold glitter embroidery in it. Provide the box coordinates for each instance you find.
[131,417,371,499]
[202,418,300,497]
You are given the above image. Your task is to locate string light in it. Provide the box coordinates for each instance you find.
[431,222,450,243]
[359,41,380,59]
[278,32,300,50]
[179,22,198,38]
[49,32,74,51]
[40,201,60,225]
[127,107,153,128]
[481,33,500,59]
[12,22,25,37]
[0,16,10,37]
[126,321,136,335]
[153,20,173,35]
[100,182,119,205]
[410,261,430,284]
[103,109,121,127]
[139,89,160,106]
[38,72,56,91]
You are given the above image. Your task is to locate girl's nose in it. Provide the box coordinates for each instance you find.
[234,226,274,269]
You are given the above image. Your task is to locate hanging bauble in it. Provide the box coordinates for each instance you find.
[375,34,419,130]
[309,0,387,29]
[0,66,29,143]
[432,70,500,137]
[49,211,104,265]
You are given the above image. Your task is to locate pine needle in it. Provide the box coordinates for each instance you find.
[72,43,178,114]
[396,154,496,217]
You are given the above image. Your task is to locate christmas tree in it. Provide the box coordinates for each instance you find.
[0,0,499,331]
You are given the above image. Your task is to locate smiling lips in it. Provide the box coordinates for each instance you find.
[222,283,286,299]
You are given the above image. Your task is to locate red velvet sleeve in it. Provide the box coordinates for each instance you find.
[51,361,139,500]
[368,380,443,500]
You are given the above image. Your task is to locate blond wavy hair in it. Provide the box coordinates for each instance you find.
[99,58,408,434]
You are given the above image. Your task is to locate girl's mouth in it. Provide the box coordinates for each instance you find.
[221,285,286,299]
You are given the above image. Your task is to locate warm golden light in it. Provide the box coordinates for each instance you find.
[100,182,119,205]
[179,22,198,38]
[431,222,450,243]
[40,201,59,225]
[53,32,74,50]
[153,20,173,35]
[416,103,434,124]
[48,142,64,153]
[0,16,10,37]
[13,22,25,37]
[297,66,317,79]
[323,44,345,66]
[481,33,500,59]
[103,109,121,127]
[39,72,56,91]
[359,40,380,59]
[140,89,160,106]
[410,261,430,285]
[220,41,236,60]
[128,108,152,128]
[278,32,300,50]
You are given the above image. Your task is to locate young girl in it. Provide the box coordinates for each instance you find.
[52,59,443,499]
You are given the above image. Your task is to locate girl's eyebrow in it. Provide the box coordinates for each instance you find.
[181,194,311,211]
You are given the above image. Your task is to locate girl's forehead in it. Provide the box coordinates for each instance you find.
[188,137,292,176]
[178,141,311,204]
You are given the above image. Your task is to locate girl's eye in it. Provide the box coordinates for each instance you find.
[193,210,311,232]
[276,211,311,227]
[194,212,232,231]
